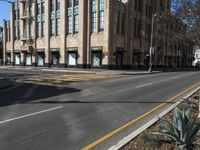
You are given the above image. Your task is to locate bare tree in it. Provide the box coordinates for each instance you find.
[173,0,200,46]
[173,0,200,117]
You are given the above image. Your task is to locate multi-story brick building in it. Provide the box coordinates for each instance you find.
[3,0,192,69]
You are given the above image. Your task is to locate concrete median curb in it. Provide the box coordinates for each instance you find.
[108,84,200,150]
[0,66,162,75]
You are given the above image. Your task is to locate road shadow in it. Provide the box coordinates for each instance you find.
[28,100,175,104]
[0,82,81,107]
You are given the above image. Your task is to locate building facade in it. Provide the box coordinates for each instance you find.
[3,0,192,69]
[193,49,200,67]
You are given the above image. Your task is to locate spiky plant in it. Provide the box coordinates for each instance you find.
[153,107,200,150]
[142,132,160,149]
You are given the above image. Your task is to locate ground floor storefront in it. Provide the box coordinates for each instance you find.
[3,49,194,70]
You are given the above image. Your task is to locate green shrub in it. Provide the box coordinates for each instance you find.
[154,107,200,150]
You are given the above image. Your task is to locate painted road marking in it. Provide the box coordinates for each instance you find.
[171,76,181,80]
[81,82,200,150]
[0,106,63,124]
[136,83,153,88]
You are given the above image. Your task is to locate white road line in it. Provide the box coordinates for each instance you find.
[0,106,63,124]
[171,76,180,80]
[136,83,153,88]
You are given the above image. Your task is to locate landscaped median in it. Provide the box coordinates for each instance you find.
[19,74,121,85]
[120,90,200,150]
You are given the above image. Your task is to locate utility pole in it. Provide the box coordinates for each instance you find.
[149,13,157,73]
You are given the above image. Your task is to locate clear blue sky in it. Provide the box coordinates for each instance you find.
[0,0,15,27]
[0,0,176,27]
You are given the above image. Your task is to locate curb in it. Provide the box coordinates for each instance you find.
[120,71,161,76]
[0,67,162,76]
[108,85,200,150]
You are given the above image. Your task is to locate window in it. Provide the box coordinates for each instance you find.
[92,51,102,67]
[51,51,60,65]
[50,19,55,35]
[51,0,54,12]
[56,2,60,36]
[25,53,32,66]
[68,0,72,7]
[74,0,78,6]
[57,0,60,10]
[134,0,137,11]
[41,1,45,37]
[15,23,17,39]
[68,52,77,66]
[121,13,125,34]
[13,10,16,21]
[50,0,55,36]
[37,21,41,37]
[73,0,79,33]
[56,18,60,35]
[15,53,20,65]
[29,3,32,16]
[37,1,41,38]
[17,9,20,20]
[6,23,8,41]
[37,52,45,66]
[116,1,126,34]
[41,2,45,14]
[91,0,97,32]
[41,21,45,37]
[91,13,97,32]
[67,0,72,34]
[134,19,141,38]
[17,20,20,39]
[67,16,72,33]
[117,12,120,33]
[74,15,79,33]
[6,53,11,64]
[99,11,104,31]
[37,3,40,15]
[135,0,142,13]
[30,20,33,38]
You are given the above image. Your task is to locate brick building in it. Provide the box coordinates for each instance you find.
[3,0,192,69]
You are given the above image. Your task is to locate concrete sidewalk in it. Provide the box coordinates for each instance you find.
[0,66,161,75]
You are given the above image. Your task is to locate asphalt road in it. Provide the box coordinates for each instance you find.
[0,70,200,150]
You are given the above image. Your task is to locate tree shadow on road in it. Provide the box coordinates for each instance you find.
[0,83,81,107]
[28,100,176,104]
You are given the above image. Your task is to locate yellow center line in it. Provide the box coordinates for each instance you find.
[81,82,200,150]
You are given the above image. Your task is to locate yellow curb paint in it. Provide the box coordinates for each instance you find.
[81,82,200,150]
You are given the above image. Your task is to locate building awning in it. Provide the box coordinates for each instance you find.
[37,49,45,52]
[116,47,125,52]
[51,49,60,52]
[133,49,141,53]
[91,47,103,51]
[67,47,78,51]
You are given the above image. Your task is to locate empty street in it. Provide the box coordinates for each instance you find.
[0,70,200,150]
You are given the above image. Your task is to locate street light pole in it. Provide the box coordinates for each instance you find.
[149,13,157,73]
